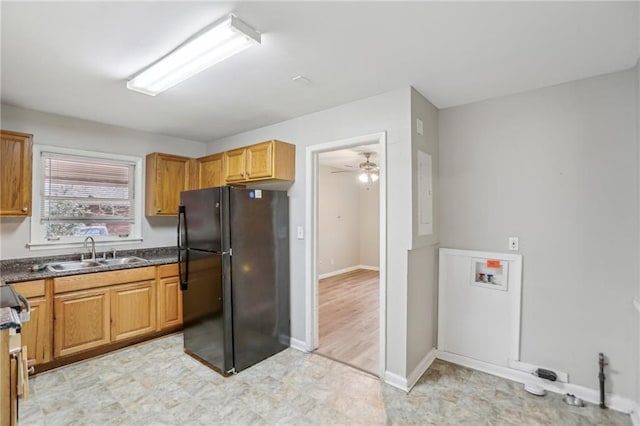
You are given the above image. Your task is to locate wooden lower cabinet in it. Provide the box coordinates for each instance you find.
[13,263,183,369]
[157,276,182,330]
[21,297,50,366]
[157,263,182,331]
[11,280,50,366]
[54,288,111,358]
[110,281,156,342]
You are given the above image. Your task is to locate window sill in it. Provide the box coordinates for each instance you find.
[27,238,143,251]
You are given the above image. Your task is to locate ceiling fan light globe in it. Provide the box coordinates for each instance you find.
[371,173,379,182]
[358,173,369,183]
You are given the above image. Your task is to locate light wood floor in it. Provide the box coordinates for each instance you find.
[315,269,379,375]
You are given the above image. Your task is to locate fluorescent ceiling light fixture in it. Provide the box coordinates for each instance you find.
[127,15,261,96]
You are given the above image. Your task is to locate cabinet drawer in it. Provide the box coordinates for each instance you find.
[54,267,155,294]
[11,280,45,298]
[158,263,178,278]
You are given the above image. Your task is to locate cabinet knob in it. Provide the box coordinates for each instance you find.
[21,207,28,212]
[156,208,162,213]
[240,173,245,177]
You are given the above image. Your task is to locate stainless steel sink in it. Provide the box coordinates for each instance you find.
[46,260,103,271]
[45,256,147,272]
[98,256,147,266]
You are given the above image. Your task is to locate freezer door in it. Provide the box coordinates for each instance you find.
[180,187,229,253]
[230,188,290,372]
[182,249,233,373]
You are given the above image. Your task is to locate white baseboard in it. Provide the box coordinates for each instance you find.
[383,370,408,392]
[436,350,634,414]
[631,403,640,426]
[384,348,437,392]
[407,348,437,390]
[289,337,308,353]
[318,264,380,279]
[318,265,360,279]
[359,265,380,271]
[507,359,569,383]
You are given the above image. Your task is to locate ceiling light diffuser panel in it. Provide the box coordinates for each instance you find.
[127,15,261,96]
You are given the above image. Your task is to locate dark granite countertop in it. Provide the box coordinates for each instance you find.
[0,246,178,285]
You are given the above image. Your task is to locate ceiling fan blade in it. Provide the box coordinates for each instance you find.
[330,170,356,174]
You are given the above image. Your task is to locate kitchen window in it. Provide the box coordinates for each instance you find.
[29,145,143,248]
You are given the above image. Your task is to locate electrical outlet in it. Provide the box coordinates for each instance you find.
[508,237,519,251]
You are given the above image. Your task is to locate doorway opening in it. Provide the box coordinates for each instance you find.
[305,132,387,377]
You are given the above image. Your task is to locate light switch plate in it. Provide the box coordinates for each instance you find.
[296,226,304,240]
[508,237,519,250]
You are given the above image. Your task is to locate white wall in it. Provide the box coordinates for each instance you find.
[317,165,379,276]
[207,88,413,377]
[439,69,637,399]
[636,59,640,413]
[317,165,360,275]
[0,104,207,259]
[407,88,440,374]
[359,182,379,267]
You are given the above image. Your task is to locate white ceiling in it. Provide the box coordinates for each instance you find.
[1,2,638,143]
[319,144,380,171]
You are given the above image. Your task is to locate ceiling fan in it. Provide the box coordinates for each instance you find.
[332,152,379,183]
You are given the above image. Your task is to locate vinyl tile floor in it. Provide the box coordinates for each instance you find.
[19,333,631,425]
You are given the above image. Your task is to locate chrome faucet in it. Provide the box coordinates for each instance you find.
[82,236,96,261]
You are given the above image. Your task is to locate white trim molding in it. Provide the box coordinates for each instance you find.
[407,348,437,390]
[289,338,308,353]
[359,265,380,271]
[305,131,388,377]
[384,348,437,392]
[30,144,144,249]
[383,371,409,392]
[437,350,634,414]
[318,265,361,280]
[631,403,640,426]
[507,359,569,383]
[318,264,380,280]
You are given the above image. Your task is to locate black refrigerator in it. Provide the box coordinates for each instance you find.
[178,186,290,374]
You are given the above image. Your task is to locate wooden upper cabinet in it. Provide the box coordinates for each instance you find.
[194,153,224,189]
[145,153,191,216]
[223,140,295,184]
[224,148,248,182]
[0,130,33,217]
[246,141,273,179]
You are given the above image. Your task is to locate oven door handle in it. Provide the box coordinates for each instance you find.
[16,293,30,323]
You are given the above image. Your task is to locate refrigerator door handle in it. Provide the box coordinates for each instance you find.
[177,205,186,249]
[178,205,188,290]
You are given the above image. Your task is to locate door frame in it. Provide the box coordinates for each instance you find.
[305,131,387,378]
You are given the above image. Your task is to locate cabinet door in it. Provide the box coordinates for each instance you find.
[146,153,191,216]
[20,297,50,366]
[223,148,247,182]
[246,141,273,180]
[196,153,224,189]
[54,288,110,358]
[157,276,183,330]
[0,130,32,217]
[110,281,156,342]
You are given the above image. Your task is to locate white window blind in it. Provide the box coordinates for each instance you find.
[41,151,136,240]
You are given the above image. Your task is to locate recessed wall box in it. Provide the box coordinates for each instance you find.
[471,257,509,291]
